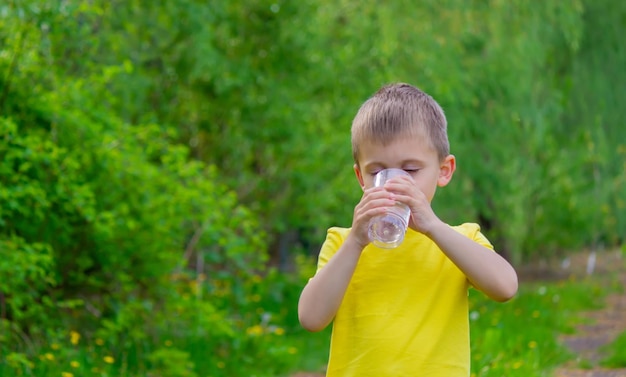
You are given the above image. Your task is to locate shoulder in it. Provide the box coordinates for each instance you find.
[321,227,351,255]
[315,227,351,271]
[327,226,351,241]
[451,222,481,236]
[451,223,494,250]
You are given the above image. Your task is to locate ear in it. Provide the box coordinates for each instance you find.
[437,154,456,187]
[354,164,366,191]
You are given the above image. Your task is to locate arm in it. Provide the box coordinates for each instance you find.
[297,235,363,332]
[298,186,395,332]
[388,177,518,302]
[425,221,518,302]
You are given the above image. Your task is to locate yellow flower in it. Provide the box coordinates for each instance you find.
[532,310,540,318]
[103,356,115,364]
[62,372,74,377]
[528,340,538,349]
[274,327,285,336]
[70,331,81,345]
[51,343,60,350]
[95,338,105,346]
[513,361,523,369]
[70,361,80,368]
[246,325,263,336]
[44,353,55,361]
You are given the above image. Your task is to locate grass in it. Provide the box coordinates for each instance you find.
[467,276,609,377]
[0,260,622,377]
[601,331,626,368]
[287,270,618,377]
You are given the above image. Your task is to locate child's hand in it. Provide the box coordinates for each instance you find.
[381,176,442,235]
[348,186,397,249]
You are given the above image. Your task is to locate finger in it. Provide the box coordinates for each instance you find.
[355,198,396,220]
[382,180,415,195]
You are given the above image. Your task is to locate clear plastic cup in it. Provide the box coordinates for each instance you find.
[368,168,411,249]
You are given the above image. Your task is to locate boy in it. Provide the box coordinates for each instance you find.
[298,83,518,376]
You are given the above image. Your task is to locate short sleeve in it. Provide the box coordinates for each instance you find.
[455,222,494,250]
[315,227,351,274]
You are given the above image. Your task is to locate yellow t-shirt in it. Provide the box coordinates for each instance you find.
[315,223,493,377]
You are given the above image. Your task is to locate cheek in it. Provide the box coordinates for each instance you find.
[363,178,375,189]
[415,174,440,197]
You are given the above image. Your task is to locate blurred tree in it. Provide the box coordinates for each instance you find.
[4,0,622,263]
[1,0,625,374]
[1,0,624,344]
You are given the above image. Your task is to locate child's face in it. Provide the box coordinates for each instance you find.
[354,134,455,203]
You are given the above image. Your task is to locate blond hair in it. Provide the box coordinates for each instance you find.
[351,83,449,164]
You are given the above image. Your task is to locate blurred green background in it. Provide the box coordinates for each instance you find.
[1,0,624,376]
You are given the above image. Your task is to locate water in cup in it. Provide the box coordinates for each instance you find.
[368,169,411,249]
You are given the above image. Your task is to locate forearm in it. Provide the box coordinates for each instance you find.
[298,236,364,332]
[426,221,518,302]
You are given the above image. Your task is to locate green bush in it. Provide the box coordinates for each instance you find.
[1,1,625,375]
[0,78,268,375]
[3,0,624,265]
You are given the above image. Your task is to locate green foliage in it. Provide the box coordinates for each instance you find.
[0,236,54,333]
[562,0,626,249]
[601,331,626,368]
[147,348,198,377]
[0,119,59,328]
[0,5,269,373]
[469,277,608,376]
[4,0,623,263]
[1,0,625,375]
[0,269,330,377]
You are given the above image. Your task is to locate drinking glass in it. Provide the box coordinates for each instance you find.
[368,168,411,249]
